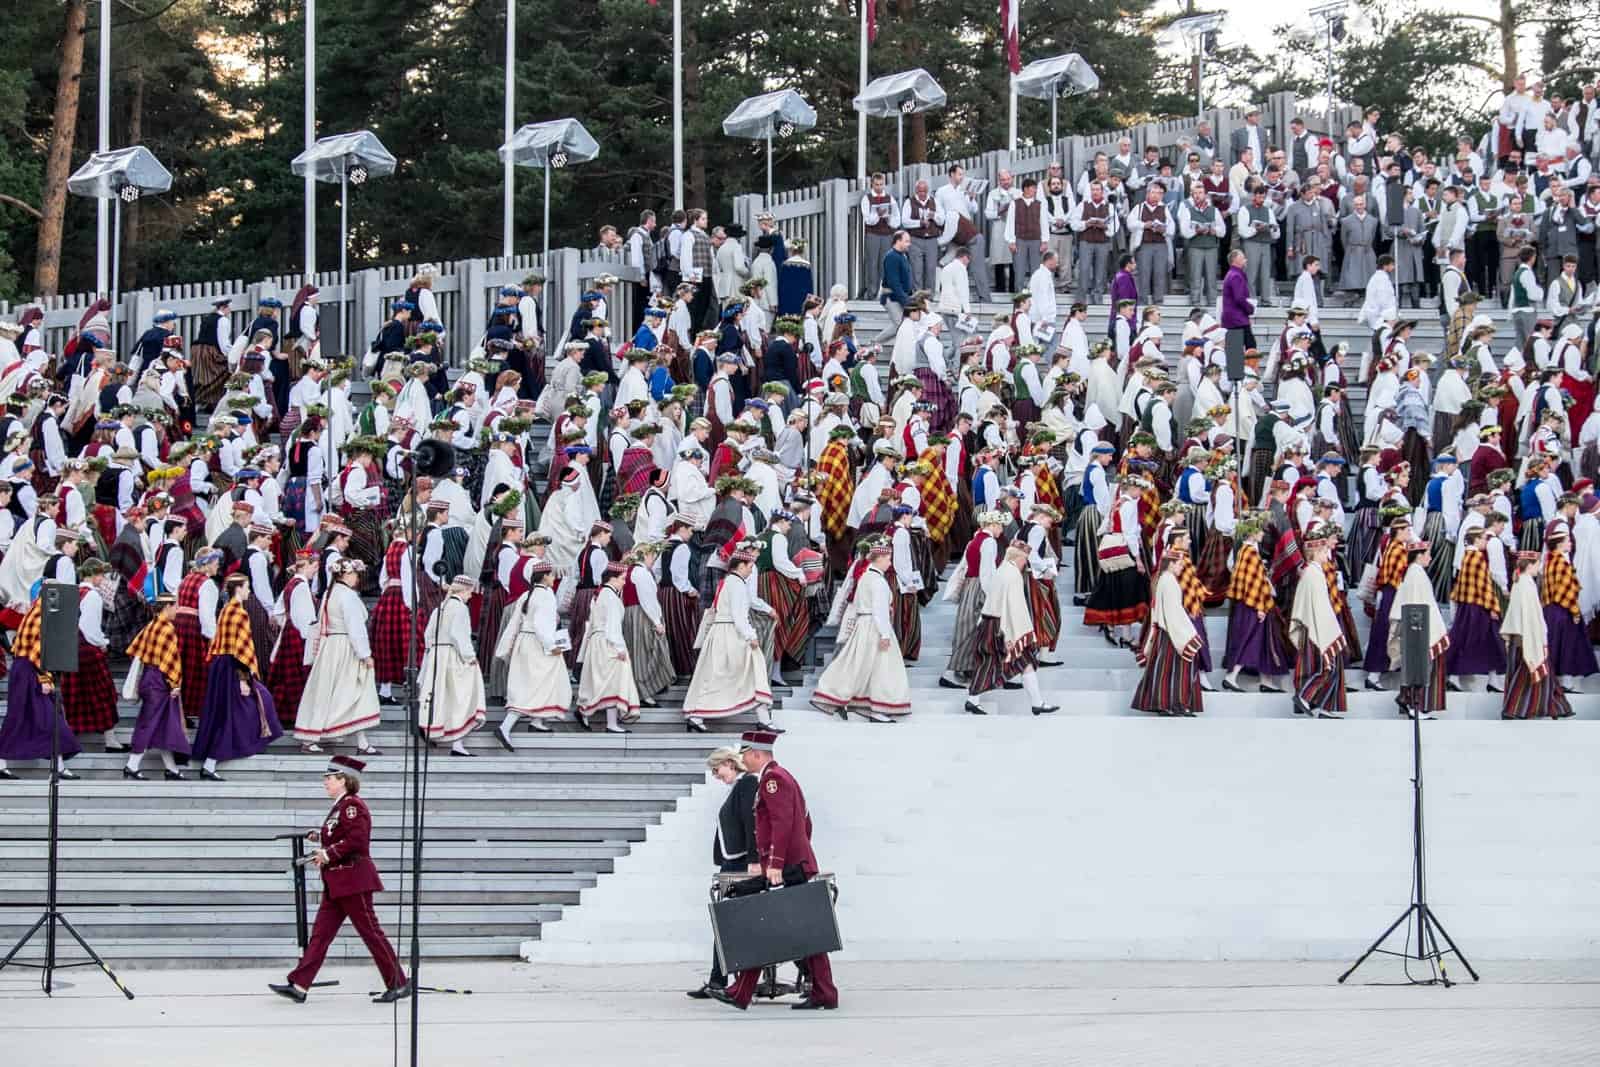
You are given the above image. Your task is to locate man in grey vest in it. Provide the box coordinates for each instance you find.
[900,178,945,293]
[1236,181,1281,308]
[858,173,901,300]
[1127,181,1173,305]
[1005,177,1051,288]
[1069,181,1118,304]
[1178,182,1222,306]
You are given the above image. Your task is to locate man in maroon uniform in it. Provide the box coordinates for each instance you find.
[715,730,840,1012]
[270,756,410,1004]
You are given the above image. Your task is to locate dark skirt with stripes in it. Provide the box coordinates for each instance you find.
[1337,595,1364,662]
[944,577,986,676]
[1131,629,1204,715]
[61,641,119,735]
[1248,445,1274,505]
[1398,653,1448,713]
[1501,638,1574,719]
[893,589,923,660]
[752,609,777,669]
[1223,603,1294,676]
[1445,604,1506,676]
[1420,511,1455,602]
[476,587,507,676]
[1083,564,1148,628]
[567,586,600,670]
[622,604,676,700]
[1026,574,1060,652]
[1073,507,1103,596]
[1518,517,1545,552]
[759,572,811,662]
[968,616,1038,696]
[1544,605,1599,677]
[245,595,276,683]
[1196,532,1231,608]
[914,369,958,434]
[1362,586,1398,673]
[1294,639,1348,713]
[342,508,388,591]
[659,586,703,677]
[1346,504,1381,582]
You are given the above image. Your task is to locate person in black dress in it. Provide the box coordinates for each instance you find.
[686,746,758,1000]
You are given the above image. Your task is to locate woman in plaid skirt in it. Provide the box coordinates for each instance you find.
[1500,551,1575,718]
[619,544,675,707]
[659,520,703,678]
[1289,523,1350,717]
[565,522,614,671]
[965,541,1057,716]
[122,595,193,780]
[1222,514,1294,693]
[59,560,123,747]
[0,597,82,779]
[1445,528,1507,690]
[174,551,222,723]
[1386,536,1451,717]
[1541,525,1599,691]
[940,511,1007,689]
[267,552,320,727]
[1131,546,1206,717]
[368,531,419,702]
[192,574,281,781]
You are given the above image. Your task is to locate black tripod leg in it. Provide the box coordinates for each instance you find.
[1338,905,1415,984]
[53,914,135,1000]
[0,912,49,970]
[1421,905,1479,982]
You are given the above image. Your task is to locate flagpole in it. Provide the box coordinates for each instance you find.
[857,0,868,184]
[304,0,316,277]
[673,0,684,210]
[502,0,515,259]
[1008,74,1017,154]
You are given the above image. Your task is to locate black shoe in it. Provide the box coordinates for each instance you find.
[372,980,413,1004]
[1002,681,1022,690]
[200,768,226,782]
[1221,679,1244,693]
[574,710,592,732]
[1100,626,1118,648]
[686,984,721,1000]
[1259,685,1284,694]
[640,698,661,708]
[938,676,966,689]
[449,748,477,757]
[791,998,837,1010]
[1292,695,1310,715]
[1072,595,1087,607]
[1037,659,1063,668]
[686,718,709,734]
[57,768,79,781]
[104,743,132,753]
[1031,705,1059,716]
[758,721,786,735]
[707,986,747,1011]
[964,701,987,715]
[164,770,186,781]
[1364,679,1388,691]
[496,729,516,752]
[121,767,147,781]
[0,769,17,780]
[269,983,306,1004]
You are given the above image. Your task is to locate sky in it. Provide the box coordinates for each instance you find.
[1171,0,1500,58]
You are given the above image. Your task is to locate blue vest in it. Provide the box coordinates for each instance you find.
[1080,464,1098,506]
[1426,475,1446,512]
[973,465,994,509]
[1177,467,1204,504]
[1519,481,1541,521]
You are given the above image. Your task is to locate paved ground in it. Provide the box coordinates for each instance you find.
[4,958,1597,1065]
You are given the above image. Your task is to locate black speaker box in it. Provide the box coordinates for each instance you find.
[1399,603,1430,689]
[40,581,79,673]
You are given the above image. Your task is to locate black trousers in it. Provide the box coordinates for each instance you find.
[1468,230,1499,299]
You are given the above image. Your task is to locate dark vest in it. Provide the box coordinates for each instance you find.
[1080,200,1110,244]
[1013,198,1043,241]
[94,467,122,506]
[195,313,224,349]
[864,193,894,236]
[906,196,940,239]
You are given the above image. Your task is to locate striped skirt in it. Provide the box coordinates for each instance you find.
[475,587,507,676]
[1419,511,1455,602]
[659,585,703,677]
[1130,629,1203,715]
[752,609,777,668]
[968,616,1038,696]
[1026,574,1060,652]
[622,604,676,700]
[1247,446,1274,505]
[1346,505,1381,583]
[1294,639,1348,713]
[566,587,600,670]
[1501,638,1574,719]
[1083,564,1148,628]
[191,343,231,409]
[944,577,986,675]
[892,589,923,660]
[1398,653,1448,713]
[759,571,811,662]
[1519,518,1545,553]
[914,368,958,434]
[1195,532,1231,608]
[1073,507,1103,595]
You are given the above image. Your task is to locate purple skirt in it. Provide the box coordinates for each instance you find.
[129,668,193,756]
[0,660,82,762]
[1362,586,1398,673]
[1223,602,1294,676]
[913,369,958,435]
[1445,604,1507,675]
[1191,611,1213,672]
[191,655,281,763]
[1543,606,1599,677]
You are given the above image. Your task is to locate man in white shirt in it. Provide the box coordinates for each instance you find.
[1292,257,1323,335]
[935,247,974,337]
[1027,253,1061,359]
[935,164,991,302]
[859,172,901,300]
[1358,255,1399,360]
[901,177,945,292]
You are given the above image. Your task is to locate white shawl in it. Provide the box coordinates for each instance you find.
[1145,569,1199,657]
[1499,571,1548,674]
[1290,559,1345,655]
[1386,561,1448,664]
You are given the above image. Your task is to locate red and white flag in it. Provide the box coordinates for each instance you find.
[866,0,878,44]
[1000,0,1020,75]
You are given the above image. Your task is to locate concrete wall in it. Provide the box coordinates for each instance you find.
[527,715,1600,964]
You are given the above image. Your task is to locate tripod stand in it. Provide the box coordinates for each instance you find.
[0,671,134,999]
[1338,680,1478,987]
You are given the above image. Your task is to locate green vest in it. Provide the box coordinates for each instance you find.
[1187,203,1218,249]
[1246,203,1275,244]
[1472,190,1498,234]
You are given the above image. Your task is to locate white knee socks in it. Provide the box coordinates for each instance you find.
[1020,669,1043,705]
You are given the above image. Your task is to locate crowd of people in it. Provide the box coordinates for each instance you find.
[0,94,1596,781]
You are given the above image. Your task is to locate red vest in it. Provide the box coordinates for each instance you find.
[906,196,940,239]
[864,193,894,236]
[963,531,992,577]
[1079,199,1110,243]
[1012,198,1043,241]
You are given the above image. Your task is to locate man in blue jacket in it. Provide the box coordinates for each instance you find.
[874,229,915,343]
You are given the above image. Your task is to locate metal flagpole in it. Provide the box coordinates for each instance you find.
[503,0,516,258]
[339,171,348,356]
[857,0,868,183]
[673,0,684,210]
[766,132,774,205]
[1008,75,1018,154]
[542,166,552,268]
[1196,41,1204,117]
[305,0,316,276]
[1050,90,1058,158]
[896,112,904,193]
[110,196,122,349]
[96,0,110,299]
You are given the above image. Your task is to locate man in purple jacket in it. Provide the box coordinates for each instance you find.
[1221,248,1256,348]
[1106,254,1139,338]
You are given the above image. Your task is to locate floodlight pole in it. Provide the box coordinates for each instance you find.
[673,0,684,210]
[305,0,317,276]
[766,132,774,206]
[339,169,349,356]
[110,195,122,351]
[1050,88,1058,157]
[542,165,552,270]
[1325,17,1335,109]
[503,0,515,259]
[1196,40,1204,117]
[96,0,110,299]
[896,112,905,193]
[1008,74,1017,154]
[856,1,868,183]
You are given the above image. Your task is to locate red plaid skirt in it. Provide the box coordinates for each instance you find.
[61,640,118,734]
[1026,574,1061,652]
[369,586,419,685]
[892,588,923,660]
[176,612,210,721]
[1195,533,1231,609]
[266,626,312,727]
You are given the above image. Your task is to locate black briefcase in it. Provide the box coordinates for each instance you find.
[711,878,843,974]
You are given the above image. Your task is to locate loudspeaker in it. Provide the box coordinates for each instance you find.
[414,440,456,478]
[1399,603,1430,688]
[40,581,79,673]
[1225,327,1247,382]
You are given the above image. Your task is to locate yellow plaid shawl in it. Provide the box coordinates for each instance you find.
[1449,548,1499,615]
[1543,550,1581,620]
[1226,543,1275,614]
[127,616,184,687]
[10,599,51,685]
[208,600,259,677]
